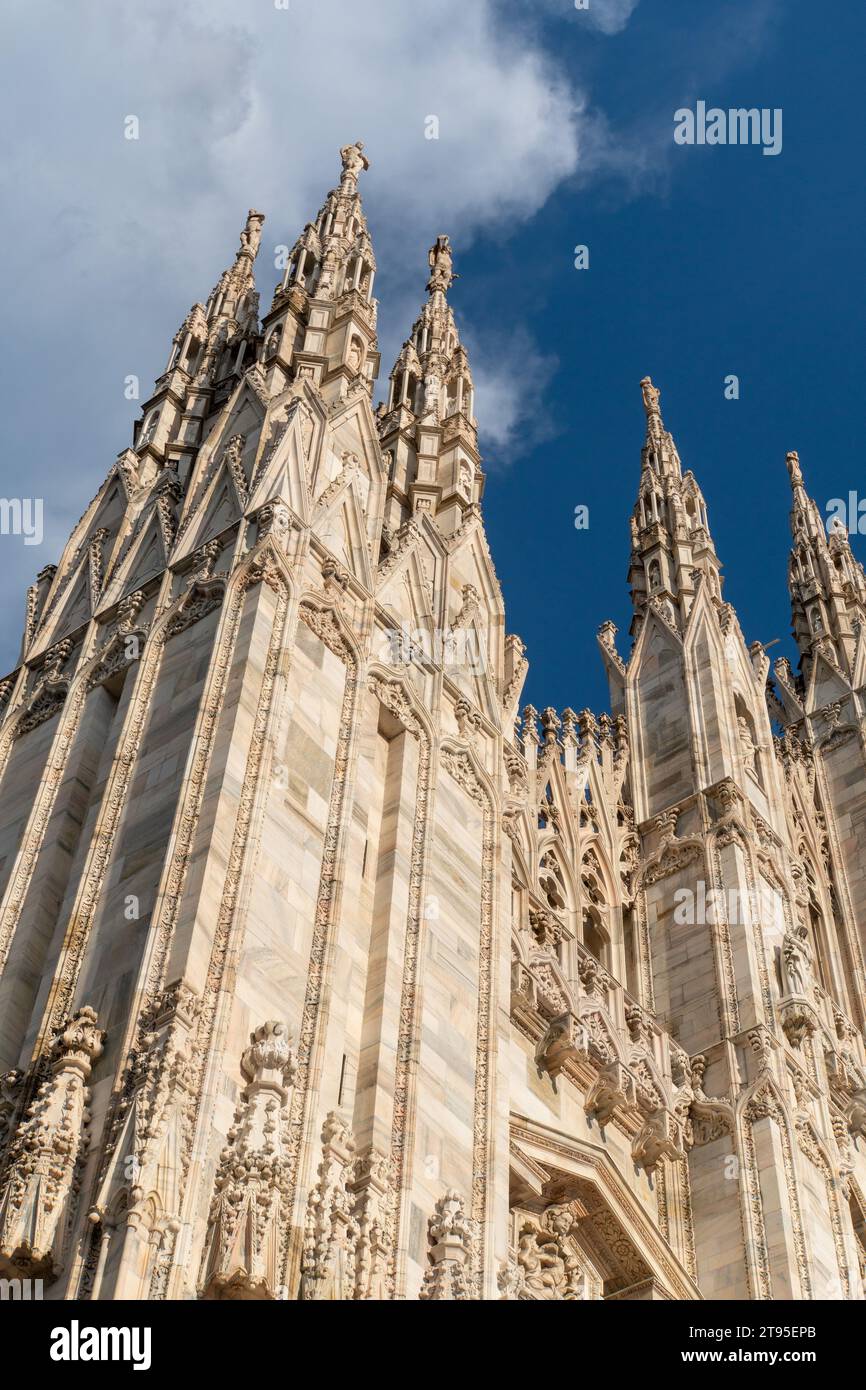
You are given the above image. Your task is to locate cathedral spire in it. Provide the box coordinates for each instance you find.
[133,208,266,481]
[261,142,379,402]
[384,234,474,425]
[628,377,722,638]
[639,375,682,478]
[785,449,866,682]
[378,236,481,535]
[161,208,266,383]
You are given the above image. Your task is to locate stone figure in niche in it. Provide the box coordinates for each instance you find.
[783,923,812,998]
[517,1206,586,1300]
[348,338,363,373]
[738,716,757,775]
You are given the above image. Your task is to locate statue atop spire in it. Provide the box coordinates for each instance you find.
[339,141,369,185]
[237,209,265,261]
[427,235,455,294]
[786,449,803,486]
[640,376,662,433]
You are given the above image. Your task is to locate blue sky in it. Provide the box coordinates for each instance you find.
[459,0,866,713]
[1,0,863,717]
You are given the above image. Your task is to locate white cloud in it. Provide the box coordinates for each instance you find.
[530,0,641,36]
[469,328,560,462]
[0,0,600,667]
[2,0,586,318]
[584,0,642,36]
[0,0,649,668]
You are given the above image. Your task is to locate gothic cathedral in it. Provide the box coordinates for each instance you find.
[0,145,865,1302]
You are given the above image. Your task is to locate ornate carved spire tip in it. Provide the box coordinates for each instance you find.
[786,449,803,486]
[640,375,661,419]
[339,140,369,181]
[427,234,456,294]
[238,209,265,259]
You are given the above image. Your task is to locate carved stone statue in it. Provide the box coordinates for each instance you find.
[347,337,363,373]
[786,450,803,485]
[516,1205,587,1300]
[238,209,265,258]
[640,375,661,418]
[737,715,757,774]
[427,234,455,293]
[783,923,812,998]
[340,141,369,181]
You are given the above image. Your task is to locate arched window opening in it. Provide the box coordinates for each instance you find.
[539,852,567,913]
[583,911,608,968]
[406,372,421,412]
[808,902,829,992]
[622,905,640,998]
[580,864,610,969]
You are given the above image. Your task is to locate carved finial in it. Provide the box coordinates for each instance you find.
[561,708,578,747]
[43,638,74,686]
[577,708,597,744]
[419,1191,476,1301]
[455,696,481,742]
[541,707,560,746]
[0,1005,106,1279]
[201,1020,295,1300]
[299,1112,358,1301]
[53,1004,105,1077]
[192,539,222,580]
[321,556,349,598]
[522,704,540,746]
[240,1020,294,1094]
[117,589,146,635]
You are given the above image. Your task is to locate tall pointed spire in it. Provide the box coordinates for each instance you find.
[132,208,266,485]
[639,375,681,478]
[784,449,866,682]
[378,236,481,536]
[628,377,722,638]
[260,142,379,404]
